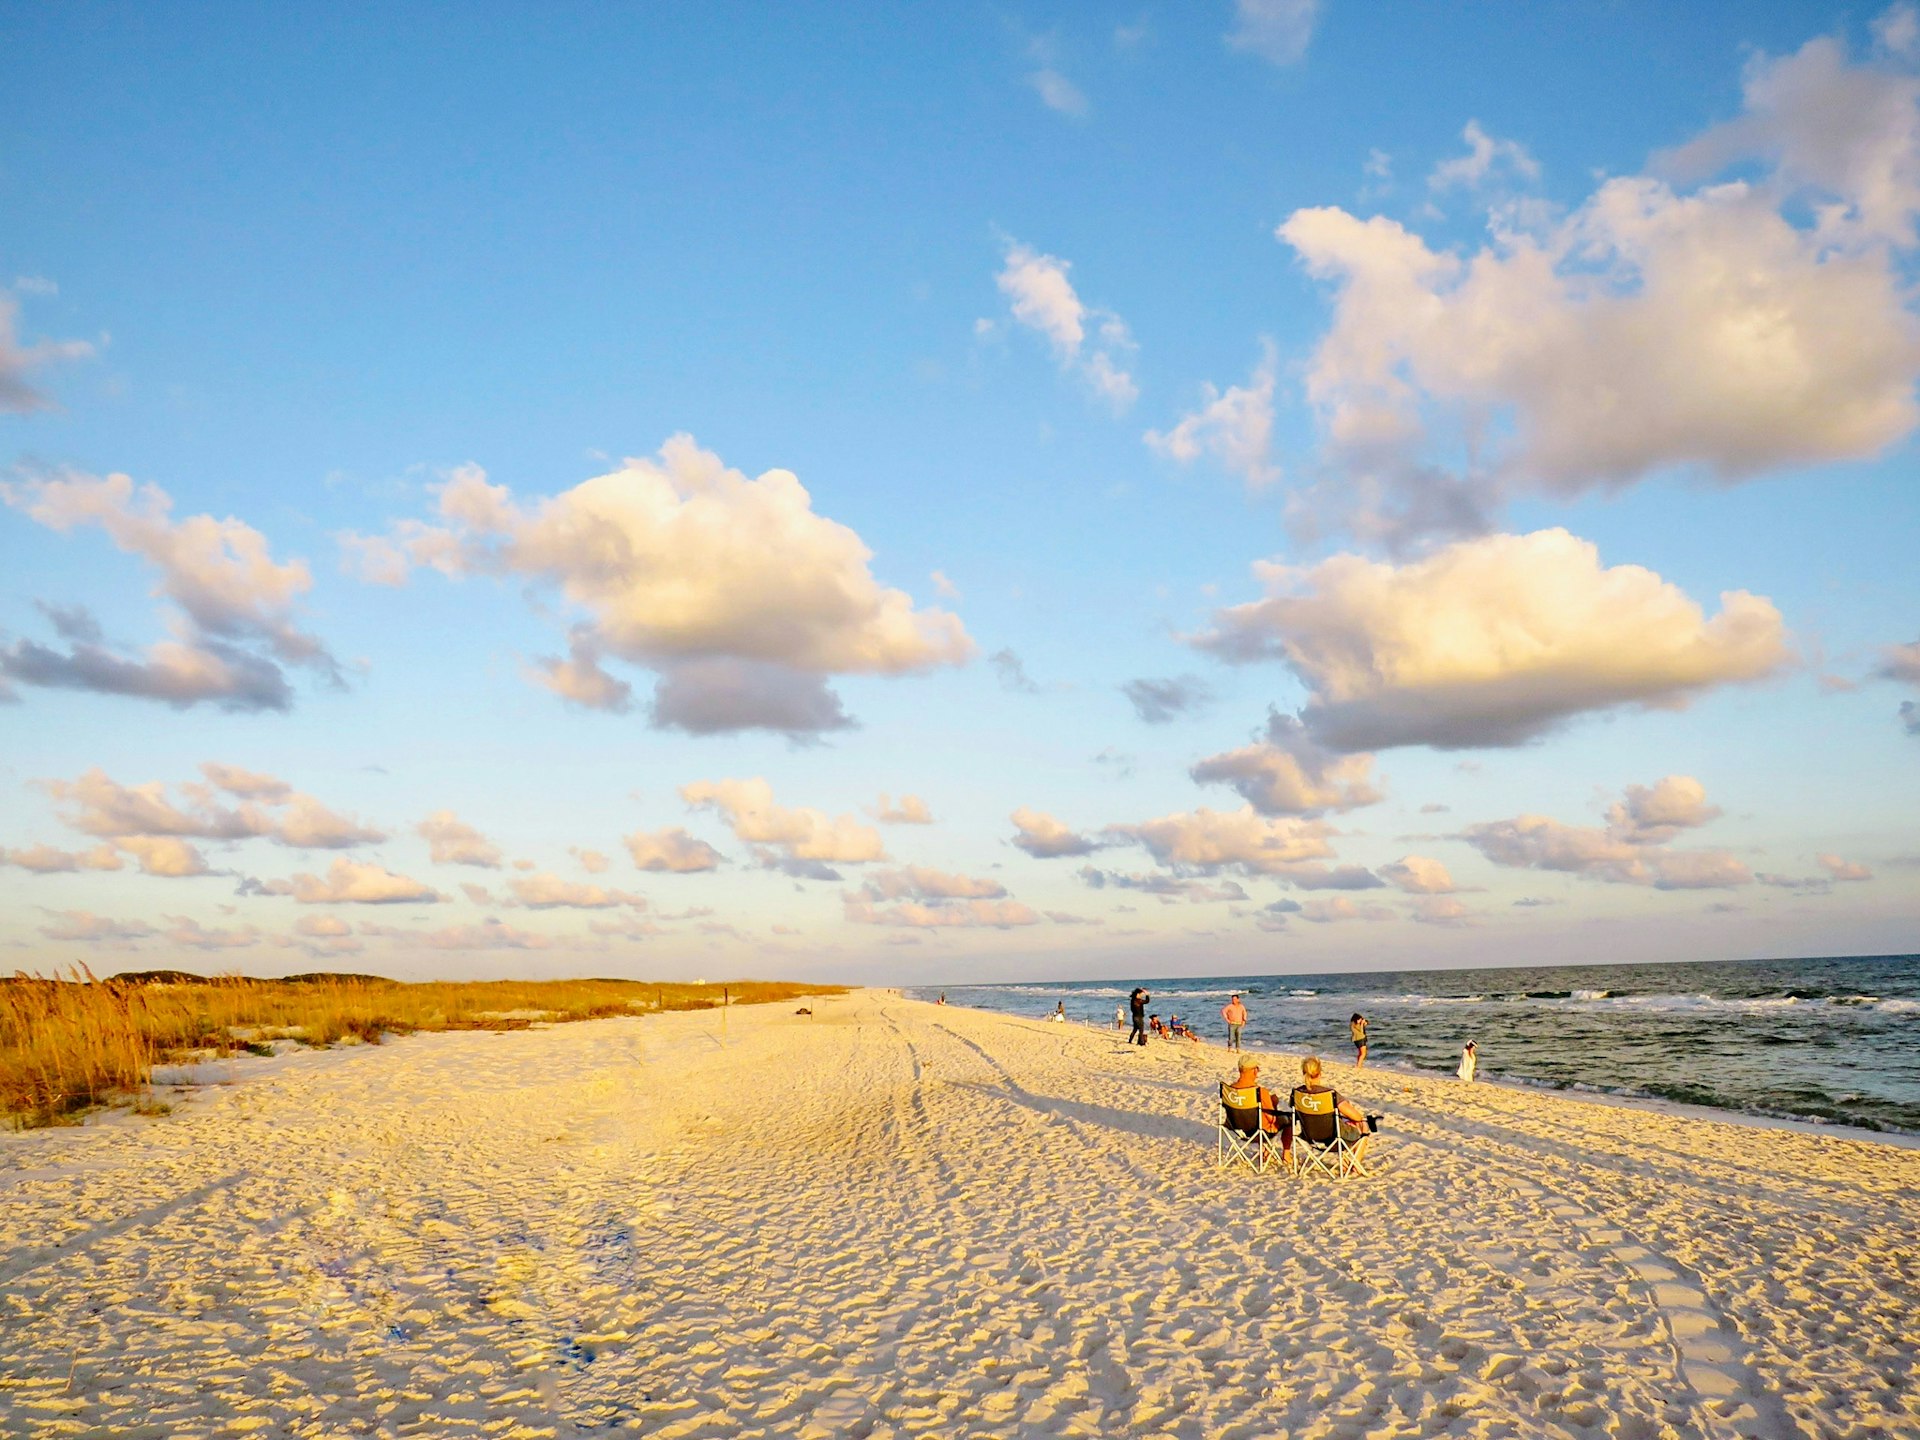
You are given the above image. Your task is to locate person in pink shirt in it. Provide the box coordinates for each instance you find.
[1221,993,1248,1051]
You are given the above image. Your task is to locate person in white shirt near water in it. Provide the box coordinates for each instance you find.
[1458,1040,1478,1082]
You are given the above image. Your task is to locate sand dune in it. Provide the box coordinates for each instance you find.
[2,990,1915,1439]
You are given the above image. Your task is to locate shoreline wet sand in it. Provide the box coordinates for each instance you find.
[3,990,1915,1438]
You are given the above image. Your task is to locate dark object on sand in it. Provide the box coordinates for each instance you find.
[795,1007,813,1016]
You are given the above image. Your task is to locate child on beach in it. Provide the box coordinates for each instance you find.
[1350,1013,1369,1068]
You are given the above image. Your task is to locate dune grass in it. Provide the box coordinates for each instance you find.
[0,967,843,1129]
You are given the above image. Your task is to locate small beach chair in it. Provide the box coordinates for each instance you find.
[1290,1087,1367,1179]
[1215,1081,1277,1174]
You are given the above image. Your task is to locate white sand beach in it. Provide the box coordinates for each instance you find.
[2,990,1915,1440]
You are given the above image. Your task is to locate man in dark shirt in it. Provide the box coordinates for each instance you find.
[1128,986,1149,1046]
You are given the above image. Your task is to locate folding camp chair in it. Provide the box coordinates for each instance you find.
[1215,1081,1279,1174]
[1290,1086,1368,1178]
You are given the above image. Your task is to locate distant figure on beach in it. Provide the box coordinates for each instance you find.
[1051,1001,1067,1023]
[1458,1041,1477,1082]
[937,993,946,1005]
[1293,1055,1373,1157]
[1149,1014,1167,1038]
[1222,993,1248,1051]
[1114,1005,1124,1031]
[1350,1013,1369,1068]
[1129,987,1149,1046]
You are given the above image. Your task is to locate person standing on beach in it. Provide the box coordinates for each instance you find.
[1128,987,1149,1046]
[1221,993,1248,1051]
[1114,1005,1124,1031]
[1458,1040,1477,1082]
[1350,1013,1369,1068]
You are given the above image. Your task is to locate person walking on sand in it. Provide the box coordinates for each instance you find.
[1128,987,1149,1046]
[1350,1012,1369,1069]
[1458,1040,1477,1082]
[1221,993,1248,1051]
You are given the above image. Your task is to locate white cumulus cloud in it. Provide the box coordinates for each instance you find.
[624,826,724,873]
[996,241,1138,412]
[868,793,934,825]
[416,811,504,868]
[1145,346,1281,489]
[857,866,1007,901]
[681,777,884,877]
[338,437,971,736]
[1462,779,1751,891]
[507,873,647,910]
[1380,855,1456,894]
[1428,120,1541,192]
[262,858,444,905]
[1108,804,1334,877]
[1191,710,1381,815]
[1,472,339,710]
[0,842,123,874]
[1194,529,1790,751]
[1009,807,1101,858]
[1277,23,1920,541]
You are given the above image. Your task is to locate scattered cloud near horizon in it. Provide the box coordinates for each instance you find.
[1462,777,1752,891]
[681,777,885,880]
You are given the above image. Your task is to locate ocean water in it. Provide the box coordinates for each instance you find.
[911,953,1920,1134]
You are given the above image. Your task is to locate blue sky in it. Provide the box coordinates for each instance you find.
[2,0,1916,983]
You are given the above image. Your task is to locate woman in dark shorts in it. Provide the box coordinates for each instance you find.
[1350,1012,1368,1068]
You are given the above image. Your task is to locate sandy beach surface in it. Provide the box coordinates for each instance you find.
[2,990,1915,1440]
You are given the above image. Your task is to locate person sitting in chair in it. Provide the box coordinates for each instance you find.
[1149,1014,1167,1038]
[1221,1057,1290,1163]
[1291,1055,1372,1158]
